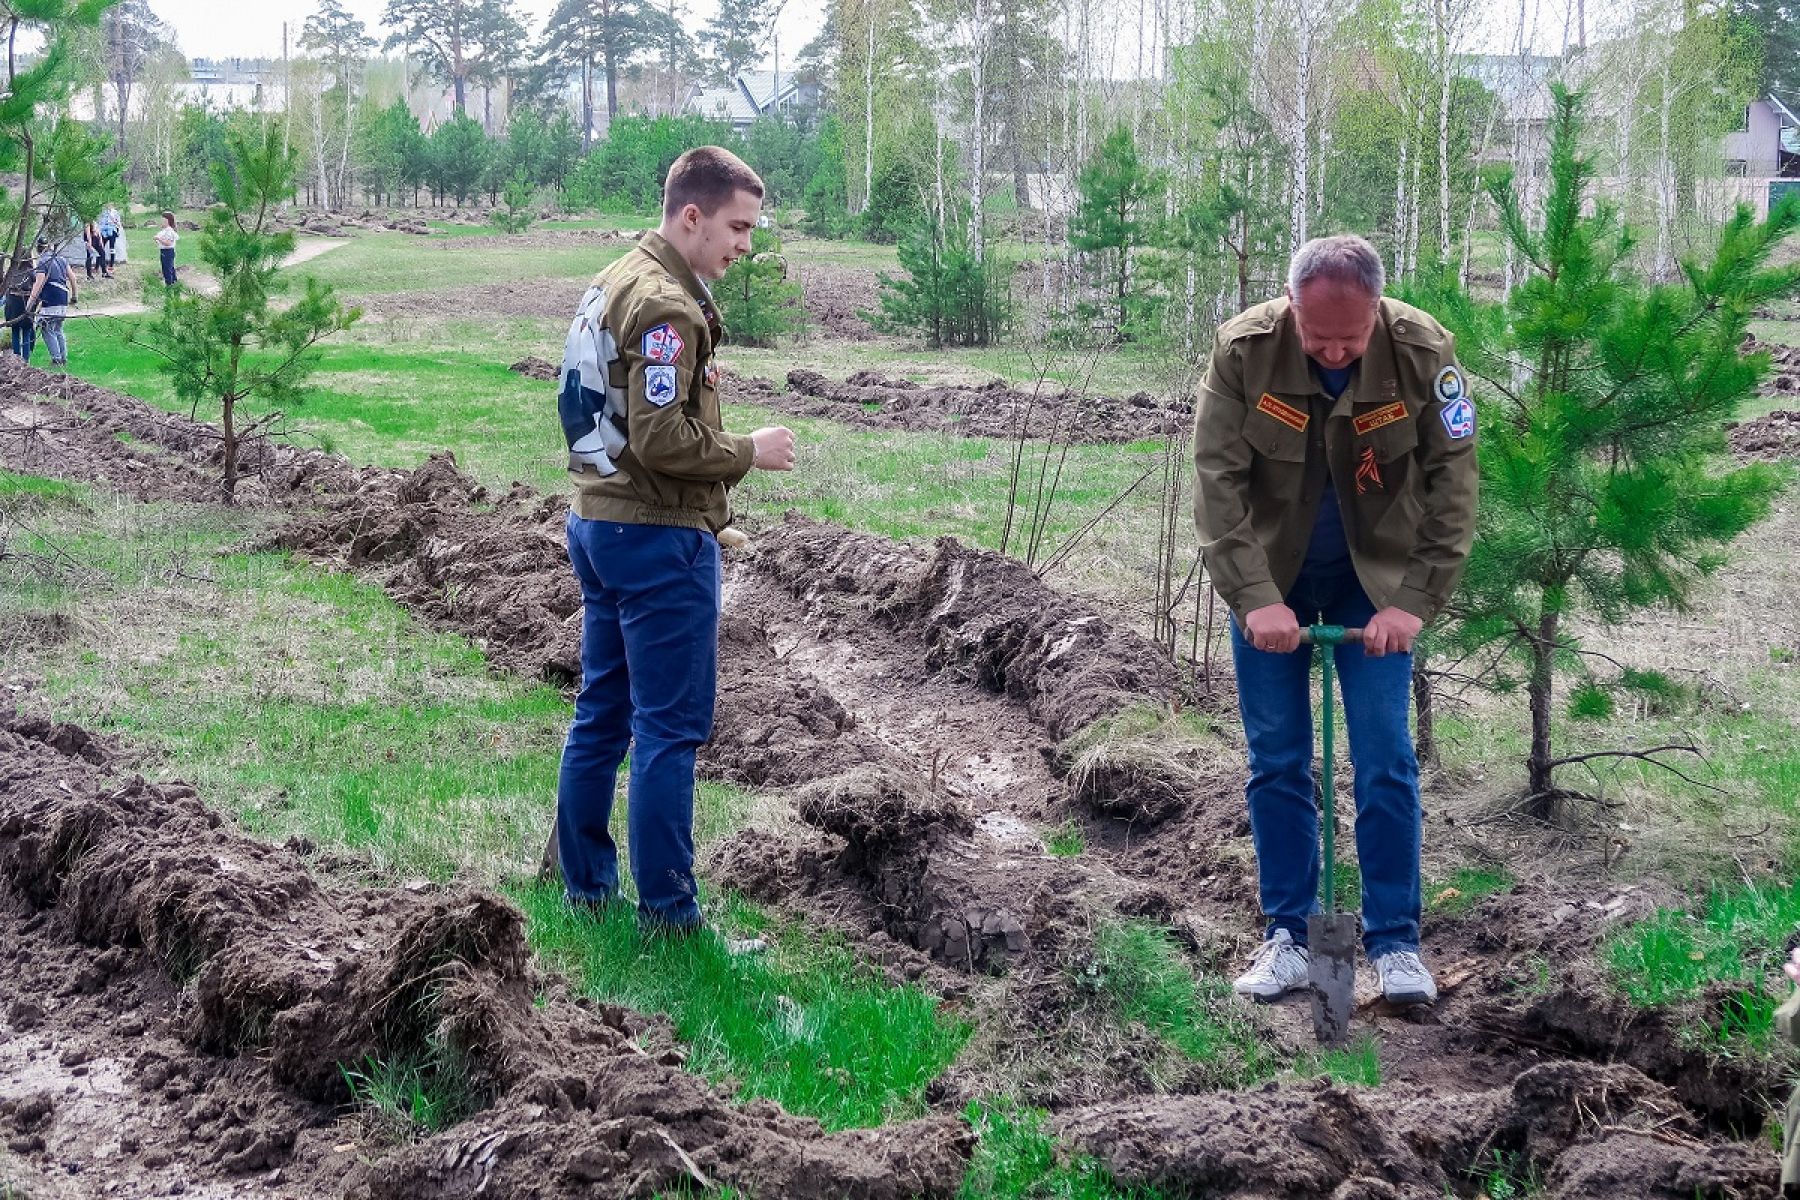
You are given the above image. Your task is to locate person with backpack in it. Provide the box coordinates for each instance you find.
[26,237,76,367]
[99,204,122,271]
[4,252,36,363]
[553,146,796,946]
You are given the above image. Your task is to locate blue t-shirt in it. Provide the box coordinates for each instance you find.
[1302,361,1357,574]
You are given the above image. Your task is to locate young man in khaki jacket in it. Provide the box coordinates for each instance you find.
[554,146,796,936]
[1193,235,1478,1006]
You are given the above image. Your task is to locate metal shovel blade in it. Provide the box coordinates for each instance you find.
[1308,912,1358,1045]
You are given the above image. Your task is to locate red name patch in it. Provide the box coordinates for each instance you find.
[1352,401,1409,436]
[1256,393,1309,433]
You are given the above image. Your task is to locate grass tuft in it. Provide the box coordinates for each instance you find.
[339,1041,479,1141]
[958,1100,1163,1199]
[1084,919,1276,1086]
[514,881,969,1131]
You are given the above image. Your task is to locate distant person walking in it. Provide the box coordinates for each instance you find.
[155,211,178,286]
[26,237,75,367]
[99,204,122,271]
[4,252,36,363]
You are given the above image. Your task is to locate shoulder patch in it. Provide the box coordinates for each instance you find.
[644,364,678,406]
[1256,393,1309,433]
[1440,396,1475,440]
[1434,364,1467,403]
[642,322,685,364]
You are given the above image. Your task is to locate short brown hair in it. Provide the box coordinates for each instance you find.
[662,146,764,220]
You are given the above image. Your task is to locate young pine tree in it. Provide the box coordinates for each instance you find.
[137,124,360,501]
[716,226,803,347]
[1068,125,1164,343]
[873,202,1005,348]
[1436,86,1798,816]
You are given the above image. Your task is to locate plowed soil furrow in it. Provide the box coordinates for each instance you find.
[0,354,1788,1198]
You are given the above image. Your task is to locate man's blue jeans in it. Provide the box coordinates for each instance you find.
[557,515,720,929]
[1229,566,1422,957]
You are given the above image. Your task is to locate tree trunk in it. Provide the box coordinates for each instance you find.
[862,16,875,215]
[221,395,239,503]
[1289,0,1311,252]
[1412,655,1438,769]
[969,0,986,266]
[604,57,618,122]
[1435,0,1452,265]
[1525,607,1559,817]
[581,57,593,152]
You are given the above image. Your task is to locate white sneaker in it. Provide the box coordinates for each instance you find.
[1373,948,1438,1005]
[1233,929,1310,1002]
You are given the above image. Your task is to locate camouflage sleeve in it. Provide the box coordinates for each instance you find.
[623,295,755,485]
[1393,340,1479,622]
[1192,331,1284,621]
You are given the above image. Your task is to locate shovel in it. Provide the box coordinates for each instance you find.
[1298,623,1364,1046]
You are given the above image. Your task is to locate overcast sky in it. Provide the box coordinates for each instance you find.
[149,0,832,67]
[147,0,1598,77]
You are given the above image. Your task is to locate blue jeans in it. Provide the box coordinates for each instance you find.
[39,316,65,364]
[556,515,720,928]
[160,247,176,286]
[1230,566,1422,957]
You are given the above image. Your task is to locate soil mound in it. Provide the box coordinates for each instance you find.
[1055,1061,1774,1200]
[754,514,1184,739]
[795,260,883,341]
[0,704,974,1198]
[1730,409,1800,460]
[509,355,561,381]
[722,369,1188,443]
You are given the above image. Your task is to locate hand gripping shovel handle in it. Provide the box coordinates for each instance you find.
[1300,624,1361,1044]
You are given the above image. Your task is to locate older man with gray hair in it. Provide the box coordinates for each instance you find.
[1192,234,1479,1006]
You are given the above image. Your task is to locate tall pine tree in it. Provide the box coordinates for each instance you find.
[1068,125,1164,343]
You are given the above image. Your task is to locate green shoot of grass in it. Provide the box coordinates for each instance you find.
[1047,820,1086,858]
[1086,919,1276,1086]
[1293,1032,1382,1087]
[339,1043,477,1140]
[958,1100,1164,1200]
[513,880,969,1131]
[1606,878,1800,1007]
[1427,866,1515,915]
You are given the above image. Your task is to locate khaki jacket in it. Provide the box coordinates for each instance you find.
[1779,989,1800,1195]
[1192,296,1479,626]
[563,230,754,533]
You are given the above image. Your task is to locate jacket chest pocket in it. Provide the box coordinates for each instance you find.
[1241,406,1309,464]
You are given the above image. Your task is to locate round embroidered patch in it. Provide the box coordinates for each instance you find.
[1435,364,1465,402]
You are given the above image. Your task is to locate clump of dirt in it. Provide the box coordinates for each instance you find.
[1486,986,1787,1132]
[722,369,1188,443]
[751,514,1185,741]
[510,355,561,381]
[1055,1061,1774,1199]
[1730,409,1800,460]
[0,704,976,1198]
[707,616,881,787]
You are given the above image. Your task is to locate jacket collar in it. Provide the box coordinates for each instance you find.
[638,230,712,311]
[1267,296,1405,418]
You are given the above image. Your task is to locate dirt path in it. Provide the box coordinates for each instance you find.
[0,356,1788,1198]
[78,238,350,318]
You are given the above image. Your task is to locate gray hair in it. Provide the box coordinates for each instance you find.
[1287,235,1385,303]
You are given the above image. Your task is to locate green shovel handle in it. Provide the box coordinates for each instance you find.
[1299,625,1365,646]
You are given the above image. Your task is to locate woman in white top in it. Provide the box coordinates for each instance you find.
[155,211,178,286]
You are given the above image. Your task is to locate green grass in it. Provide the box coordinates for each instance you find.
[1427,866,1515,915]
[1046,820,1086,858]
[514,880,970,1131]
[957,1101,1163,1199]
[297,230,620,296]
[339,1042,479,1141]
[1605,878,1800,1006]
[1086,919,1276,1086]
[1293,1032,1383,1087]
